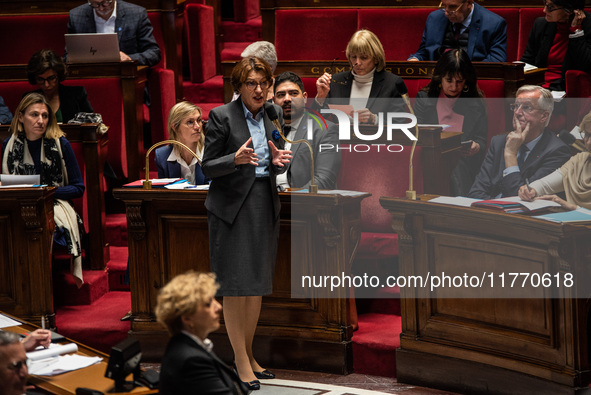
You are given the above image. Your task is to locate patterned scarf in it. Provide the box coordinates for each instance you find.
[1,132,68,187]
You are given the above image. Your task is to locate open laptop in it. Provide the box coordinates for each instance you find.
[0,174,40,186]
[65,33,120,63]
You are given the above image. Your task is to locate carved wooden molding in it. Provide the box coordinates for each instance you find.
[389,211,413,243]
[126,202,146,241]
[317,208,341,248]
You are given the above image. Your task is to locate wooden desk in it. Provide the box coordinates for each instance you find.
[0,188,55,328]
[2,312,156,395]
[0,123,109,270]
[113,189,369,374]
[0,62,146,180]
[379,196,591,395]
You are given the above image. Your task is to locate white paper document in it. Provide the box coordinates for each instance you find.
[491,196,561,211]
[0,313,22,328]
[428,196,479,207]
[291,189,368,197]
[27,342,102,376]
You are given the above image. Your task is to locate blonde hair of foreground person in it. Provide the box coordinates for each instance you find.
[155,271,219,335]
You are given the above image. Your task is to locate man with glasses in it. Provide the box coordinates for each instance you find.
[520,0,590,91]
[67,0,161,67]
[408,0,507,62]
[468,85,571,199]
[0,331,29,395]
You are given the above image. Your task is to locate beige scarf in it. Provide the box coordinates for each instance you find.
[561,152,591,209]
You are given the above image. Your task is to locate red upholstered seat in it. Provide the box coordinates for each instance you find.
[0,15,68,64]
[147,12,167,70]
[518,8,545,58]
[183,3,224,117]
[491,8,520,62]
[337,145,423,260]
[357,9,433,61]
[63,79,126,178]
[232,0,260,23]
[274,9,358,61]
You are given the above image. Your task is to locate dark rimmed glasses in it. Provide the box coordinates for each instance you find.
[244,80,270,91]
[543,1,563,12]
[35,74,58,85]
[509,102,540,114]
[438,1,466,15]
[88,0,114,8]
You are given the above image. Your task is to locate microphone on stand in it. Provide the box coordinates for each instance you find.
[142,140,202,189]
[401,90,419,200]
[264,102,318,194]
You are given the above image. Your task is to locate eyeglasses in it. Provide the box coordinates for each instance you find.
[581,130,591,140]
[509,103,540,113]
[244,80,270,91]
[543,1,563,12]
[185,119,202,128]
[438,1,466,15]
[7,359,28,371]
[35,75,58,85]
[88,0,113,8]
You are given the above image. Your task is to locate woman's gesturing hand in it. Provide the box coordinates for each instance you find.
[235,137,259,166]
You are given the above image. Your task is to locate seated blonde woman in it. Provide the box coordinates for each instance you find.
[519,112,591,210]
[154,101,208,185]
[155,271,248,395]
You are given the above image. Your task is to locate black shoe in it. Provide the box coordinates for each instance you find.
[254,370,275,379]
[243,380,261,391]
[232,361,261,390]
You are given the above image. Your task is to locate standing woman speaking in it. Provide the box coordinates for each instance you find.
[202,57,291,391]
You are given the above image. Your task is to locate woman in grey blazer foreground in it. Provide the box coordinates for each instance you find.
[202,57,291,391]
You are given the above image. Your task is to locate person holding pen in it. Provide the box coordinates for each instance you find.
[519,111,591,210]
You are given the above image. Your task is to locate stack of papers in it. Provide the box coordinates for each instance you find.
[27,343,102,376]
[429,196,561,213]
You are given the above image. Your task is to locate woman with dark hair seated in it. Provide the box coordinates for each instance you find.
[1,93,85,286]
[26,49,93,123]
[154,101,208,185]
[520,0,591,91]
[519,111,591,210]
[156,271,248,395]
[414,48,488,196]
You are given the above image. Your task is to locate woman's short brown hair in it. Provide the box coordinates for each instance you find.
[230,57,273,93]
[27,49,68,85]
[155,271,219,335]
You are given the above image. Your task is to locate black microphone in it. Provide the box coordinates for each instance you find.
[558,129,585,152]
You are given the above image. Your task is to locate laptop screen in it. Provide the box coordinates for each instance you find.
[65,33,120,63]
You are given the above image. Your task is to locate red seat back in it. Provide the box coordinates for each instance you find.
[358,9,433,61]
[0,15,68,65]
[184,3,217,83]
[147,12,167,69]
[338,145,423,233]
[491,8,520,62]
[518,8,545,58]
[274,9,358,61]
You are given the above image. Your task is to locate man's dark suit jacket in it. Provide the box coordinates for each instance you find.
[67,0,161,67]
[409,3,507,62]
[520,11,591,91]
[312,69,407,115]
[28,84,93,123]
[468,129,571,199]
[159,332,248,395]
[285,113,340,190]
[154,144,208,185]
[202,99,285,225]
